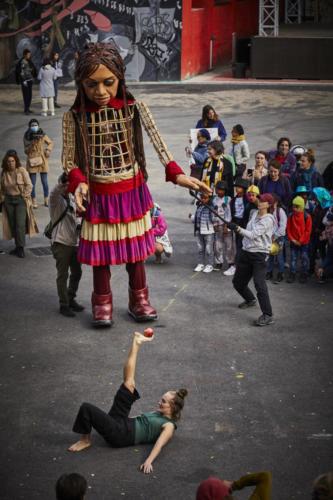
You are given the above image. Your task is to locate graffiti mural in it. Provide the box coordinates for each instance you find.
[0,0,182,82]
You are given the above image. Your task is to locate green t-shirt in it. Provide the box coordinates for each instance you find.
[134,411,177,445]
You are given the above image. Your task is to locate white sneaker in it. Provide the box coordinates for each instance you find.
[194,264,205,272]
[223,265,236,276]
[50,112,55,116]
[41,112,47,117]
[203,265,214,273]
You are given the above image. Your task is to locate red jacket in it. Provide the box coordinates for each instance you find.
[287,211,312,245]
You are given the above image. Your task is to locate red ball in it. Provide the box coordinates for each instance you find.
[144,328,154,338]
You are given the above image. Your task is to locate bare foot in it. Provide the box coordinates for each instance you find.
[68,437,92,452]
[134,331,154,345]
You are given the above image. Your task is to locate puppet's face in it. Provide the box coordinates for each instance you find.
[82,64,119,107]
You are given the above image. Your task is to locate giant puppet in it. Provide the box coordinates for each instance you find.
[62,43,208,327]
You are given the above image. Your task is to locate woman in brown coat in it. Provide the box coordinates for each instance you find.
[0,150,38,257]
[24,118,53,208]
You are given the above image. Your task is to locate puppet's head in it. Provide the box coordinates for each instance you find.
[73,42,130,109]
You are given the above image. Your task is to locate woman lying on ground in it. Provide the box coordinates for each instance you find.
[68,331,188,474]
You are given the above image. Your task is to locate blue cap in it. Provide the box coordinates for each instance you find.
[295,185,309,194]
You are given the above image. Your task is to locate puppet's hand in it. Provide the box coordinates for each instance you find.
[175,174,212,195]
[75,182,89,212]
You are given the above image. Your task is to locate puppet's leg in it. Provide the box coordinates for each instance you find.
[92,265,113,327]
[126,262,157,322]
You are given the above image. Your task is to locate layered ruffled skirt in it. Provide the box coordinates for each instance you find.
[78,171,155,266]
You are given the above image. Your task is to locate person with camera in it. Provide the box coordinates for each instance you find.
[228,193,275,327]
[49,170,84,317]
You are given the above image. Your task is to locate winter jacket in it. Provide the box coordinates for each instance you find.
[258,175,292,208]
[201,155,234,197]
[195,119,227,142]
[287,211,312,245]
[193,203,215,235]
[239,212,275,254]
[38,64,56,98]
[192,143,209,168]
[268,150,297,178]
[16,57,36,84]
[151,211,167,238]
[291,166,324,192]
[230,140,250,168]
[24,133,54,174]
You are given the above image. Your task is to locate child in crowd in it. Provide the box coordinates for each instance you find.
[191,193,216,273]
[309,187,332,275]
[244,184,260,226]
[38,57,56,116]
[229,124,250,179]
[266,194,287,283]
[187,129,211,180]
[212,181,234,271]
[294,185,311,211]
[201,140,234,196]
[286,196,312,283]
[150,203,173,264]
[317,207,333,283]
[247,150,268,184]
[230,178,249,260]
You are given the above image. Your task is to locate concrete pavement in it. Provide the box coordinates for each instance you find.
[0,85,332,499]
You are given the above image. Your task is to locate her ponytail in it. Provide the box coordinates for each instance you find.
[302,148,315,164]
[170,388,188,421]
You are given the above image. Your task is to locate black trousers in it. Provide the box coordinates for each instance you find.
[21,80,33,112]
[233,249,273,316]
[72,384,139,447]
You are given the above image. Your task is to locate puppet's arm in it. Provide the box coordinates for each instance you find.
[136,101,211,194]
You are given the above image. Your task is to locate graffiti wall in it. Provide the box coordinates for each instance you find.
[0,0,183,82]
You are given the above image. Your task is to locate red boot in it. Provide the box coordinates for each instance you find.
[128,287,158,322]
[92,292,113,327]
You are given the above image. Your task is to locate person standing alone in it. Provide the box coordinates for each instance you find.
[38,57,57,116]
[15,49,37,115]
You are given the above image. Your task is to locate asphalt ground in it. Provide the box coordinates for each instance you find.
[0,85,333,500]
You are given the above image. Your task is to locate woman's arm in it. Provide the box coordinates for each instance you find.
[21,168,32,197]
[140,423,175,474]
[44,135,54,156]
[238,217,273,240]
[217,121,227,142]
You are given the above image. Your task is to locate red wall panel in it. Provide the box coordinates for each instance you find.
[181,0,259,79]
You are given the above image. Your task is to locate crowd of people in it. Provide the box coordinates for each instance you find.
[188,108,333,292]
[1,43,332,498]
